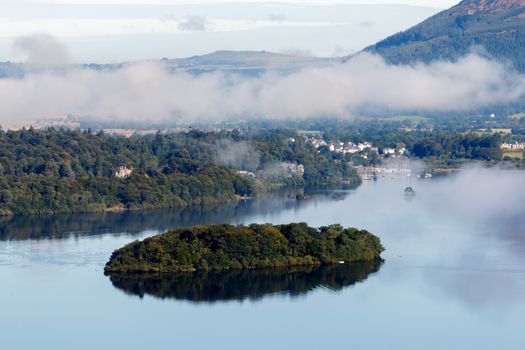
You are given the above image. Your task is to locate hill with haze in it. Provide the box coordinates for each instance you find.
[0,50,331,79]
[365,0,525,71]
[163,50,332,75]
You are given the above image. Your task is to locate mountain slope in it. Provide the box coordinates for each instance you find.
[365,0,525,71]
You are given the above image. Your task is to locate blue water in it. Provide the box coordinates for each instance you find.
[1,167,524,350]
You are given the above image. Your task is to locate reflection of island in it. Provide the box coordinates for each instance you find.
[0,188,351,241]
[107,260,383,302]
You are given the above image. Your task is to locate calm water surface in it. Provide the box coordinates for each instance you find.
[1,167,524,350]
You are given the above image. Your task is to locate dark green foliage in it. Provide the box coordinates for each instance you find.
[0,128,358,216]
[366,0,525,72]
[104,223,384,272]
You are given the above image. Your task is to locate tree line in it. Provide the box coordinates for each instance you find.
[0,128,360,216]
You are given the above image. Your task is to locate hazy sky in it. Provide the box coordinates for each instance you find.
[0,0,459,62]
[21,0,459,5]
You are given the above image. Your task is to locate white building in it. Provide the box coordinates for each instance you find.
[115,166,134,178]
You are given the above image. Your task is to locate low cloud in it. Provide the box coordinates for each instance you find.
[358,20,375,28]
[1,49,525,128]
[13,34,70,65]
[215,140,261,171]
[331,45,355,57]
[214,139,293,179]
[268,14,286,22]
[177,16,210,31]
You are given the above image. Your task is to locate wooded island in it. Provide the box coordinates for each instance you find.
[104,223,384,273]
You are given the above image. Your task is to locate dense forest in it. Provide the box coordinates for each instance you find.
[104,223,384,273]
[365,0,525,72]
[0,128,360,216]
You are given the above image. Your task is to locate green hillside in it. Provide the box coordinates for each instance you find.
[365,0,525,72]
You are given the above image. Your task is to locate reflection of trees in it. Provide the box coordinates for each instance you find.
[0,189,350,241]
[107,260,382,303]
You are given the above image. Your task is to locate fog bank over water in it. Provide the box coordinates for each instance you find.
[422,166,525,219]
[2,51,525,128]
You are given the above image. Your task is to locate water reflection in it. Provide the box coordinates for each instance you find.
[107,260,382,302]
[0,188,351,241]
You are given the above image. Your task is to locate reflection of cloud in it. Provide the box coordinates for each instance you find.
[177,16,210,31]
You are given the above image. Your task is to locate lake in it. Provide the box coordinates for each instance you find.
[0,166,524,350]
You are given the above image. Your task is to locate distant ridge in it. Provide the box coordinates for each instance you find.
[163,50,331,74]
[364,0,525,71]
[0,50,330,78]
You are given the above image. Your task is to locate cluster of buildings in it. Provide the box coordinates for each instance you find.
[306,137,408,158]
[500,142,525,151]
[307,137,378,155]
